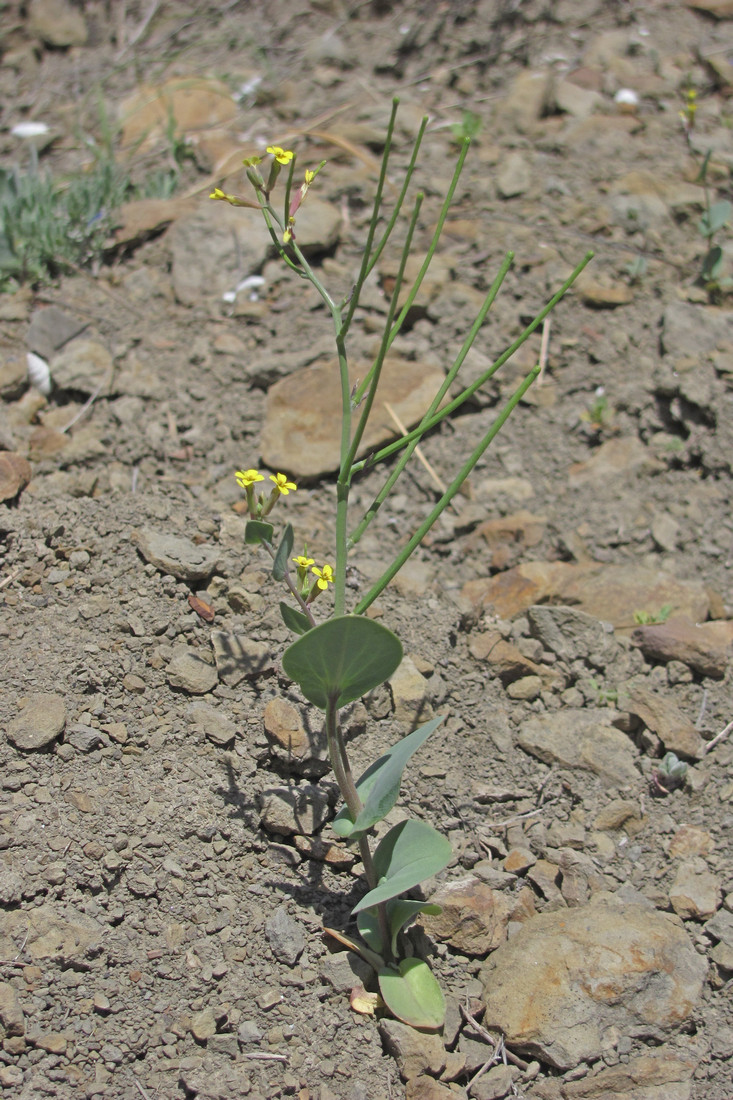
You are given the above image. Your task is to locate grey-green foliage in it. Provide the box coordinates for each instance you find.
[0,157,180,291]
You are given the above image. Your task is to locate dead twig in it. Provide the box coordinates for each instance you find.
[460,1003,530,1073]
[133,1079,152,1100]
[60,372,111,434]
[703,719,733,756]
[536,317,550,385]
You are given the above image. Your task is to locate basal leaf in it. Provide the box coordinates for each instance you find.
[378,958,445,1030]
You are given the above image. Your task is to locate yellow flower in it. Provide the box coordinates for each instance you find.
[210,187,227,200]
[235,469,264,489]
[270,472,297,495]
[311,564,334,590]
[267,146,294,165]
[293,555,314,570]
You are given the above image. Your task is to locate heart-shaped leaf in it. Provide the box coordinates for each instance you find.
[245,519,274,545]
[282,615,402,710]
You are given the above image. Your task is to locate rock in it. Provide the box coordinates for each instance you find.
[626,686,704,759]
[28,0,88,46]
[527,859,565,908]
[495,70,554,132]
[211,631,274,685]
[0,982,25,1036]
[188,701,236,747]
[568,437,658,486]
[0,452,31,503]
[6,693,66,751]
[527,605,612,664]
[263,696,329,776]
[135,529,220,583]
[0,869,23,906]
[575,274,634,307]
[258,783,331,836]
[660,302,733,362]
[389,656,434,725]
[468,633,542,684]
[168,201,268,306]
[265,906,305,965]
[319,950,374,993]
[50,339,111,395]
[289,196,341,254]
[166,648,218,694]
[686,0,733,19]
[561,1049,697,1099]
[593,799,643,833]
[470,1064,517,1100]
[407,1077,466,1100]
[517,709,639,785]
[0,351,27,400]
[378,1019,446,1081]
[496,152,531,198]
[260,357,448,478]
[419,876,513,955]
[506,674,542,701]
[27,306,87,359]
[669,825,714,859]
[0,904,103,966]
[112,197,195,249]
[468,510,547,554]
[555,80,604,118]
[502,847,536,874]
[669,859,721,920]
[631,617,733,680]
[191,1007,217,1041]
[293,834,356,869]
[704,909,733,969]
[64,724,107,752]
[480,893,707,1070]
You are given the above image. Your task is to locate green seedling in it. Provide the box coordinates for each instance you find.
[633,603,673,626]
[212,104,591,1028]
[680,88,733,300]
[450,109,482,145]
[625,254,647,284]
[651,751,688,795]
[580,386,613,431]
[586,677,619,707]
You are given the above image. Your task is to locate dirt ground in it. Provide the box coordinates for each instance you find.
[1,1,732,1099]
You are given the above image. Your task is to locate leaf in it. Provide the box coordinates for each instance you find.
[322,926,384,971]
[282,615,403,710]
[245,519,274,545]
[357,900,442,957]
[272,523,294,581]
[378,958,445,1030]
[352,819,452,913]
[279,601,311,636]
[333,716,445,839]
[350,985,383,1017]
[702,244,723,282]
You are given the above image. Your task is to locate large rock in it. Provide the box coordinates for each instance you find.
[134,529,220,583]
[480,893,707,1070]
[260,357,447,478]
[0,905,104,966]
[517,709,639,785]
[5,693,66,751]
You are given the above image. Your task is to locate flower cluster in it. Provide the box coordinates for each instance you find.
[235,468,296,518]
[292,553,335,604]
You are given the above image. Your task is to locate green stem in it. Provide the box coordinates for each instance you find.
[352,250,593,474]
[352,136,472,407]
[325,697,391,958]
[353,365,541,615]
[349,251,514,548]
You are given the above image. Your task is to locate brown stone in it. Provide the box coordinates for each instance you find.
[562,1049,697,1098]
[631,617,733,679]
[503,847,536,874]
[468,632,541,683]
[261,357,448,478]
[626,686,704,759]
[263,697,328,776]
[0,452,31,502]
[669,825,714,859]
[420,876,513,955]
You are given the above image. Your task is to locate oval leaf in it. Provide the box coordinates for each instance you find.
[279,601,311,636]
[272,523,294,581]
[282,615,403,710]
[352,819,452,913]
[357,900,442,958]
[245,519,274,545]
[378,958,445,1030]
[333,716,445,839]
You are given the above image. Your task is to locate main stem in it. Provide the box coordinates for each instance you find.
[325,697,391,961]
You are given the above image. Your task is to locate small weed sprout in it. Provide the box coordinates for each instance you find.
[651,751,688,796]
[680,84,733,300]
[450,109,482,145]
[212,101,591,1028]
[633,603,673,625]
